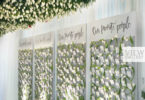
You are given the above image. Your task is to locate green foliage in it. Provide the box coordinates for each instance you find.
[119,43,122,56]
[129,36,134,46]
[142,91,145,99]
[0,0,94,36]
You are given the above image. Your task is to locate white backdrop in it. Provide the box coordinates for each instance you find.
[0,0,144,100]
[0,32,20,100]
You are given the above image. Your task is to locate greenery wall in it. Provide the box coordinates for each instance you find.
[35,48,53,100]
[18,36,136,100]
[90,36,136,100]
[18,49,33,100]
[57,43,86,100]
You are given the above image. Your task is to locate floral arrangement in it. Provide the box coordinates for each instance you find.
[18,49,33,100]
[35,48,53,100]
[0,0,94,36]
[57,43,86,100]
[90,36,136,100]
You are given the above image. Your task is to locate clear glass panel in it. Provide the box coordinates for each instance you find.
[57,43,86,100]
[90,36,136,100]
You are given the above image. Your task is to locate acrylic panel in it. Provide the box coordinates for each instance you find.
[34,32,54,100]
[57,25,86,100]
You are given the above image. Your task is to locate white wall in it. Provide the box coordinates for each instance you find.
[0,32,20,100]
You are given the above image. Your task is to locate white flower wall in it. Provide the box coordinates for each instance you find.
[18,37,137,100]
[35,48,53,100]
[90,36,136,100]
[18,12,137,100]
[57,43,86,100]
[18,49,33,100]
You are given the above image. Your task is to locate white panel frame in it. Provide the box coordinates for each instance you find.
[52,31,57,100]
[89,12,137,100]
[32,37,35,100]
[85,24,91,100]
